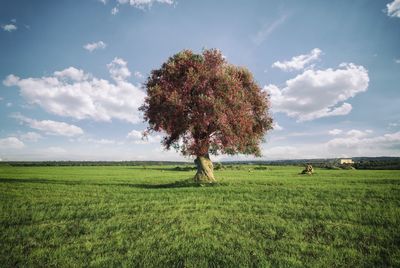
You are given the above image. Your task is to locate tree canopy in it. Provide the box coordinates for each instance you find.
[140,49,273,182]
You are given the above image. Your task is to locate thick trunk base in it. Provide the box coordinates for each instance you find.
[194,156,215,183]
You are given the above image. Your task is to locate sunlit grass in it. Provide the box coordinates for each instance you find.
[1,165,399,267]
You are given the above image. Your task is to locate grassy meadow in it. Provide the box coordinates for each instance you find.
[0,165,399,267]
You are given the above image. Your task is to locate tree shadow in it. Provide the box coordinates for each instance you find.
[127,166,196,172]
[0,178,224,189]
[131,179,224,189]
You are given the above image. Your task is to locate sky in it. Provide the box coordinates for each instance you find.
[0,0,399,161]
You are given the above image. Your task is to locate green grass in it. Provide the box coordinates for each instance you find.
[1,165,399,267]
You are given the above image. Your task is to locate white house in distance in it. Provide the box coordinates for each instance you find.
[339,158,354,165]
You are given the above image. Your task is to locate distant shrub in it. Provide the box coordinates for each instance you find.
[214,163,224,170]
[340,164,355,170]
[254,166,268,170]
[173,166,196,171]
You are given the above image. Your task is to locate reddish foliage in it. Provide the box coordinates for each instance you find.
[140,49,273,157]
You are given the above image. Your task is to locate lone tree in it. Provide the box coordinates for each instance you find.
[140,49,273,183]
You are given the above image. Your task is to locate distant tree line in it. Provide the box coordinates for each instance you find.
[1,157,399,169]
[0,161,192,167]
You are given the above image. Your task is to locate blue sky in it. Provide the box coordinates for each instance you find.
[0,0,399,161]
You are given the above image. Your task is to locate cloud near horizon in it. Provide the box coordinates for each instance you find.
[12,114,84,137]
[0,137,25,149]
[127,130,162,144]
[3,58,146,123]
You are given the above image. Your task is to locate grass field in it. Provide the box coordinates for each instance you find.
[0,165,399,267]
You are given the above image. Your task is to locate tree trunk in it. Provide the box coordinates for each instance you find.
[194,155,215,183]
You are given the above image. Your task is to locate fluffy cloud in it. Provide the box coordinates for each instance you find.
[3,58,145,123]
[127,130,162,144]
[107,57,131,81]
[386,0,400,17]
[266,63,369,121]
[0,137,24,149]
[83,41,107,52]
[2,24,17,32]
[117,0,174,9]
[272,48,322,71]
[13,114,84,137]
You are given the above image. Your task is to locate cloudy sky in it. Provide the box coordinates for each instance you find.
[0,0,399,161]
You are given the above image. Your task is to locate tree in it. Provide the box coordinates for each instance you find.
[140,49,273,183]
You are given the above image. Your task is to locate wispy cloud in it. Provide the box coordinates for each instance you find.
[251,14,288,45]
[12,114,84,137]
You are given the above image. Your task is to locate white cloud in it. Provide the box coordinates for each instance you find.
[272,48,322,71]
[54,67,87,81]
[87,138,116,145]
[44,147,67,154]
[0,137,24,149]
[326,131,400,156]
[6,102,12,107]
[111,7,119,15]
[99,0,107,4]
[83,41,107,52]
[272,122,283,131]
[107,57,131,81]
[134,71,144,79]
[3,74,20,86]
[266,63,369,121]
[20,132,42,142]
[2,24,17,32]
[0,97,3,101]
[13,114,84,137]
[117,0,174,9]
[261,130,400,159]
[252,15,287,45]
[395,59,400,64]
[346,129,369,138]
[3,58,145,123]
[386,0,400,17]
[127,130,162,144]
[328,129,342,135]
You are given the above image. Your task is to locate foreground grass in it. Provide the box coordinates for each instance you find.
[0,165,399,267]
